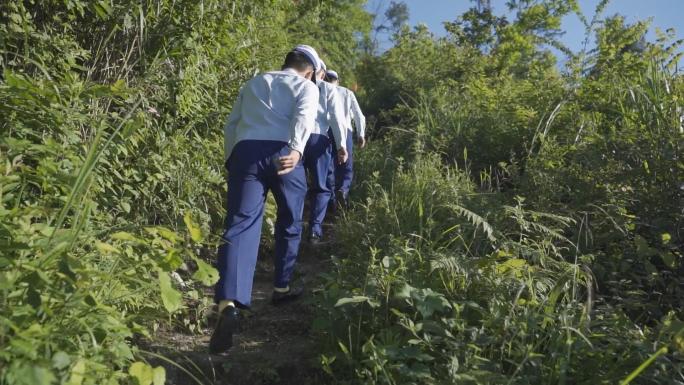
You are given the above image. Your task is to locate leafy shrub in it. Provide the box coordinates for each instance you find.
[315,148,683,384]
[316,1,684,384]
[0,0,371,383]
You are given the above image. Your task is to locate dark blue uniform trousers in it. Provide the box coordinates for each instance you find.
[303,133,332,237]
[214,140,306,308]
[328,129,354,197]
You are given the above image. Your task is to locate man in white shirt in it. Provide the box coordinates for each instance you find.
[210,45,322,355]
[325,70,366,208]
[304,61,348,244]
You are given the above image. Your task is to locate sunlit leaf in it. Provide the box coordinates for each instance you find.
[129,362,153,385]
[158,270,182,313]
[66,359,86,385]
[335,296,376,307]
[183,212,203,243]
[192,258,219,286]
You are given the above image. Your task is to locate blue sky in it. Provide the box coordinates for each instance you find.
[370,0,684,63]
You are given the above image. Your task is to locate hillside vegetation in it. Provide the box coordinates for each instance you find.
[1,0,682,384]
[0,1,368,383]
[315,1,683,384]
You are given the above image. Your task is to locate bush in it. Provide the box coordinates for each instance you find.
[315,1,684,383]
[1,0,371,383]
[315,146,683,384]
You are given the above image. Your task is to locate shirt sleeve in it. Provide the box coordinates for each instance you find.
[349,91,366,139]
[327,85,347,151]
[288,82,319,155]
[223,88,243,161]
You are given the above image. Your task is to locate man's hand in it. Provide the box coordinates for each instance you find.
[337,147,348,164]
[277,150,302,175]
[357,136,366,148]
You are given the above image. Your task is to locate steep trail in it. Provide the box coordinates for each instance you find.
[149,223,337,385]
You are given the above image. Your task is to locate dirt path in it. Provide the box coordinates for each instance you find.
[148,225,335,385]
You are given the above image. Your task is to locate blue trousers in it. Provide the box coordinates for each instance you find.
[328,129,354,197]
[214,140,307,308]
[303,133,332,237]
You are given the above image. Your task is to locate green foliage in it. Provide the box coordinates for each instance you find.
[287,0,372,85]
[0,0,371,383]
[316,141,683,384]
[316,0,684,384]
[3,0,682,383]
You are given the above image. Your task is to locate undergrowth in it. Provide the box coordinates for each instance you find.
[314,1,684,384]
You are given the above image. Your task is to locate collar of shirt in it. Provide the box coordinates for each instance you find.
[282,68,298,76]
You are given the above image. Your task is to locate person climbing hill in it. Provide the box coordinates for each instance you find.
[325,70,366,209]
[303,61,348,245]
[210,45,323,355]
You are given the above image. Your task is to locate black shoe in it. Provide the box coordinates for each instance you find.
[209,306,239,354]
[271,286,304,306]
[309,232,323,245]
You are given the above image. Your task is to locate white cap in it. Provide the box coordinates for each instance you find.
[326,70,339,79]
[293,45,321,71]
[319,60,327,72]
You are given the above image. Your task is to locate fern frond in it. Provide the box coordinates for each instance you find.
[446,203,496,242]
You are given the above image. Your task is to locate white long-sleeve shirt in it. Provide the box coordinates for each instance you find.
[223,68,319,160]
[336,86,366,138]
[314,81,347,150]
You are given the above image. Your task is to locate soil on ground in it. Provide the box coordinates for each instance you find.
[147,225,336,385]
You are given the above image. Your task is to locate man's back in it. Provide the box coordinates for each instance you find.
[224,69,319,159]
[310,81,346,149]
[335,86,365,137]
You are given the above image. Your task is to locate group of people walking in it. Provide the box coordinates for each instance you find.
[209,45,366,354]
